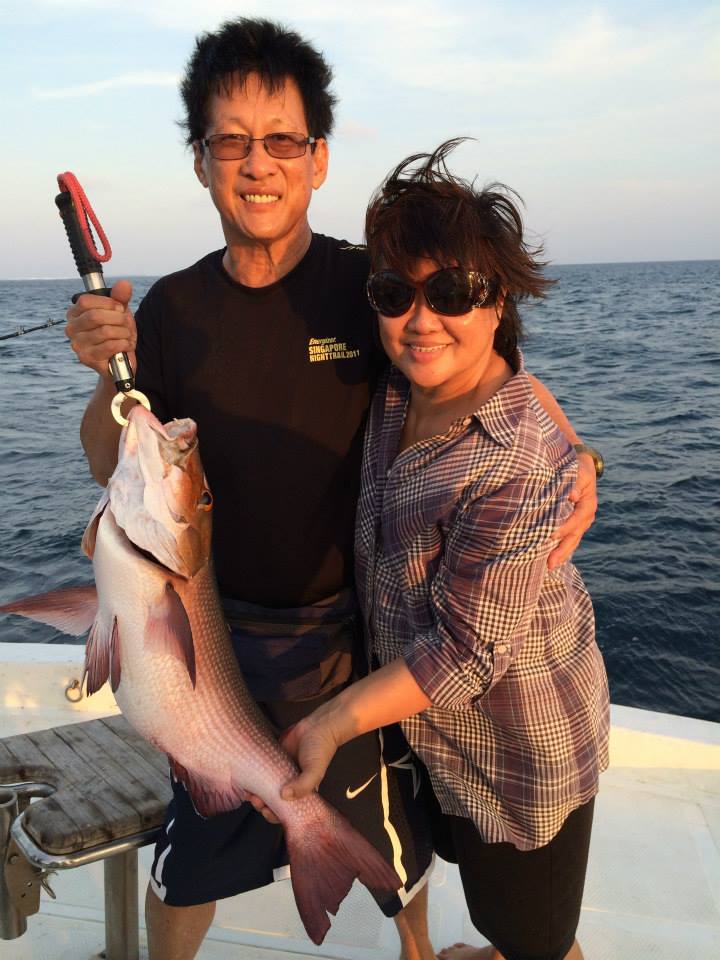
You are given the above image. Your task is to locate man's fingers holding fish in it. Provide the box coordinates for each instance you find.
[246,792,280,824]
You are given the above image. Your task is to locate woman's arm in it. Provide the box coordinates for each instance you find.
[280,658,431,799]
[282,462,570,800]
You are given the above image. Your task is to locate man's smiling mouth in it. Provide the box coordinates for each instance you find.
[242,193,280,204]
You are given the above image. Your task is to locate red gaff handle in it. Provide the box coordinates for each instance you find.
[55,171,135,396]
[56,171,112,267]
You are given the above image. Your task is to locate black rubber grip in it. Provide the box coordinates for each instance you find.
[70,288,111,304]
[55,190,102,279]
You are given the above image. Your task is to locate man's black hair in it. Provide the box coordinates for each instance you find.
[181,18,337,143]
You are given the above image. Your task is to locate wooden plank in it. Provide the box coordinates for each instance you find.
[53,723,168,831]
[0,733,82,845]
[91,717,171,789]
[0,716,172,856]
[23,727,134,854]
[0,732,58,784]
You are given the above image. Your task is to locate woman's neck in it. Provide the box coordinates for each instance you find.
[400,352,513,451]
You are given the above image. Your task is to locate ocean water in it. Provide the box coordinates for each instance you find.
[0,261,718,722]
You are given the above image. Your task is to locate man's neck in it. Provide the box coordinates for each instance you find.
[222,222,313,288]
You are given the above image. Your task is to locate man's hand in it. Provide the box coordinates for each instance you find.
[65,279,136,379]
[548,453,597,569]
[245,792,280,824]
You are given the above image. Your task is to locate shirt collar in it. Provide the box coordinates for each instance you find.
[471,350,532,448]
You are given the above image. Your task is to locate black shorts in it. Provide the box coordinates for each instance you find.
[431,797,595,960]
[149,694,434,915]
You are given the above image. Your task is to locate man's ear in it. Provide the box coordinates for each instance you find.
[193,142,209,188]
[312,138,329,190]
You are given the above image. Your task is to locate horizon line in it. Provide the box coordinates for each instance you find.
[2,256,719,282]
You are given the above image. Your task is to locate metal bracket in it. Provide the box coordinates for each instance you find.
[3,834,43,920]
[1,781,56,939]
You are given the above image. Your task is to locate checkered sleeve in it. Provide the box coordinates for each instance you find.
[403,463,574,709]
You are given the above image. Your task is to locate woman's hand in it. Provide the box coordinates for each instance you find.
[548,453,597,568]
[245,713,343,821]
[280,715,343,800]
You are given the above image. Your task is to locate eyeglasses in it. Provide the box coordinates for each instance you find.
[366,267,493,318]
[201,133,318,160]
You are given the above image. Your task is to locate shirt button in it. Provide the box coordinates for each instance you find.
[495,643,509,655]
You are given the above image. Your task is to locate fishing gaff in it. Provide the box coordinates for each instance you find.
[54,172,150,425]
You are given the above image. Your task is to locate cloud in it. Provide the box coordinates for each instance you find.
[32,72,180,100]
[348,7,718,98]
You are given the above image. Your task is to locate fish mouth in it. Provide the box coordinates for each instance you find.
[112,406,209,579]
[128,406,198,461]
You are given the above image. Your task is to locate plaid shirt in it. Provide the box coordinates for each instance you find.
[355,357,610,850]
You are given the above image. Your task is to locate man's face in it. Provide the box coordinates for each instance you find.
[193,73,328,252]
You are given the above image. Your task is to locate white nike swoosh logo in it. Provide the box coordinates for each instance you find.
[345,773,378,800]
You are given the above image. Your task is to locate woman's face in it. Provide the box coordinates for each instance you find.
[377,259,502,399]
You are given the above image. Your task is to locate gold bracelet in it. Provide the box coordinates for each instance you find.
[573,444,604,479]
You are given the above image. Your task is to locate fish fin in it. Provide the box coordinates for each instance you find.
[168,757,248,817]
[0,585,98,636]
[109,617,122,693]
[81,489,110,558]
[285,803,401,945]
[146,583,196,687]
[83,613,121,695]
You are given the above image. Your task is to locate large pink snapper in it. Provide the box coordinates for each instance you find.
[0,405,399,944]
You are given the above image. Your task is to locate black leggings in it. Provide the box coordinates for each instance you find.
[432,799,595,960]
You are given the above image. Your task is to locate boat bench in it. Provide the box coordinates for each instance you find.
[0,715,171,959]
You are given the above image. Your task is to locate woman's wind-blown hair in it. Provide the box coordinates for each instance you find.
[364,138,554,361]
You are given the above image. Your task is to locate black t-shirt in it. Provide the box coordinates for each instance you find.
[135,234,386,607]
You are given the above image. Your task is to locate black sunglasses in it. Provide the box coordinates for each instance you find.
[366,268,493,318]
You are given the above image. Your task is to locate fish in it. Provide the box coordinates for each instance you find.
[0,405,400,944]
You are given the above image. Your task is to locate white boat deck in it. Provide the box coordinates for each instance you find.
[2,642,719,959]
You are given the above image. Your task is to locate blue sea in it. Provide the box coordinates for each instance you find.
[0,261,718,722]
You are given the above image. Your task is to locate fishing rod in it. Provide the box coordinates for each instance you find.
[0,318,65,341]
[54,172,150,425]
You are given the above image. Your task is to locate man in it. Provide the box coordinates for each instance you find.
[65,18,599,960]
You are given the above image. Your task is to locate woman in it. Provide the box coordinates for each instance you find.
[279,140,610,960]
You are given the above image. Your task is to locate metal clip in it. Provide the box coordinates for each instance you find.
[111,389,152,426]
[39,871,57,900]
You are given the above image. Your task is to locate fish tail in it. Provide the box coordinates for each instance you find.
[285,804,400,945]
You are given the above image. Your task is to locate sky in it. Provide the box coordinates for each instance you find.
[1,0,718,278]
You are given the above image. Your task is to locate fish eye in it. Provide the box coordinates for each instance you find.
[198,490,213,509]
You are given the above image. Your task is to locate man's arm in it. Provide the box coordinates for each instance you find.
[65,279,137,486]
[527,373,598,569]
[79,376,136,486]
